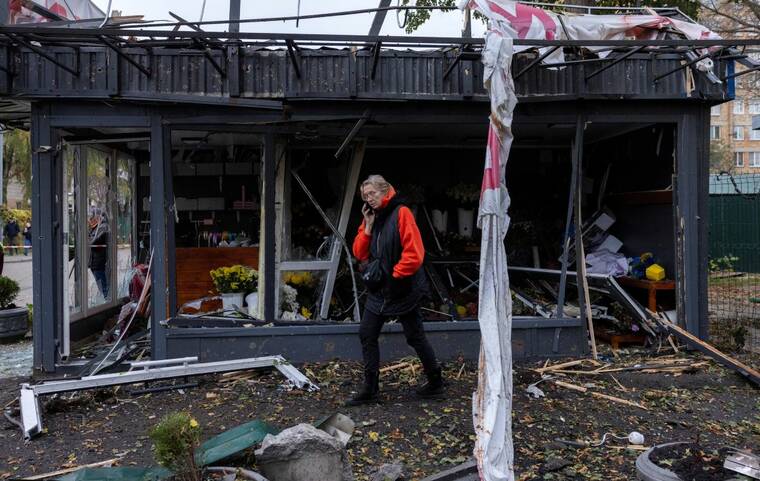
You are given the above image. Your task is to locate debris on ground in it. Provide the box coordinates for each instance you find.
[369,463,405,481]
[648,442,744,481]
[0,350,757,481]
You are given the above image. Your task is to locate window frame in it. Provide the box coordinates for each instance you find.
[710,125,721,140]
[733,126,745,140]
[750,152,760,168]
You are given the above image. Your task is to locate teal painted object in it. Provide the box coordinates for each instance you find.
[709,193,760,273]
[51,421,278,481]
[53,467,173,481]
[194,420,280,467]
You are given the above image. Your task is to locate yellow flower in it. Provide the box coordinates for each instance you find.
[368,431,379,442]
[189,418,199,428]
[290,273,304,286]
[300,306,312,319]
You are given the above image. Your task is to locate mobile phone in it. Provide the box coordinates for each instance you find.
[363,202,372,213]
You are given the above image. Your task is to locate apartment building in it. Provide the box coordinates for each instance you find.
[710,79,760,173]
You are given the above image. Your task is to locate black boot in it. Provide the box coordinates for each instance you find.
[345,372,379,406]
[416,367,445,398]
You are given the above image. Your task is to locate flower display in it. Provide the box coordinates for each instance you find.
[445,182,480,206]
[209,265,258,294]
[282,270,317,288]
[280,283,299,314]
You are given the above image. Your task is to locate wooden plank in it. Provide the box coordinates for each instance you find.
[665,321,760,387]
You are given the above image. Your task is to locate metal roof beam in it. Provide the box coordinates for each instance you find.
[653,50,711,83]
[7,33,79,77]
[2,25,760,47]
[370,41,382,80]
[585,45,645,81]
[98,34,151,77]
[368,0,392,37]
[513,46,560,80]
[286,39,301,79]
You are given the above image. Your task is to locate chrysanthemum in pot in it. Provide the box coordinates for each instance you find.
[209,265,258,310]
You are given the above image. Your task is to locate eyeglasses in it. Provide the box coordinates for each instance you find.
[361,189,383,201]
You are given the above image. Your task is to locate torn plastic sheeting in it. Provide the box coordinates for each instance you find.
[195,420,280,467]
[464,1,518,479]
[52,467,173,481]
[314,412,355,446]
[460,0,721,69]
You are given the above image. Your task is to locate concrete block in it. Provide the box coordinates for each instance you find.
[254,424,353,481]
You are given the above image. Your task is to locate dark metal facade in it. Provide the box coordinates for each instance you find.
[0,45,730,106]
[165,318,588,364]
[1,29,725,370]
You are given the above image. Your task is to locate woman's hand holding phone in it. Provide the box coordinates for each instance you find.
[362,202,375,235]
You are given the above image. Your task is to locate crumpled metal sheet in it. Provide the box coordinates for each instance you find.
[195,420,280,467]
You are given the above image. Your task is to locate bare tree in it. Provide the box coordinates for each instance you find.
[701,1,760,37]
[700,2,760,96]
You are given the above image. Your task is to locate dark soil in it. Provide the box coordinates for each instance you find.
[0,351,758,481]
[650,443,736,481]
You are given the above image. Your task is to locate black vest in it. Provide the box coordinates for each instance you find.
[364,197,427,316]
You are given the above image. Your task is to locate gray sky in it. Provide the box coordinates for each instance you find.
[89,0,486,37]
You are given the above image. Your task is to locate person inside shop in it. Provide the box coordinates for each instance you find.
[346,175,444,406]
[23,222,31,256]
[4,218,20,256]
[88,209,110,300]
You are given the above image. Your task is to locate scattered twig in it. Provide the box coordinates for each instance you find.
[553,380,648,410]
[609,374,628,392]
[456,363,466,380]
[18,458,120,480]
[380,362,413,374]
[535,359,585,374]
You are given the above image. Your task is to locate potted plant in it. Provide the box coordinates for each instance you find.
[209,265,258,310]
[0,276,28,340]
[446,183,480,238]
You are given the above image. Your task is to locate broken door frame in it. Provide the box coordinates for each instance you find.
[274,139,366,321]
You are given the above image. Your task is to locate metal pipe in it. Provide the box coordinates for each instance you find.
[107,4,701,30]
[2,25,760,48]
[98,0,112,28]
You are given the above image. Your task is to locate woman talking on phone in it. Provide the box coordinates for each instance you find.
[346,175,444,406]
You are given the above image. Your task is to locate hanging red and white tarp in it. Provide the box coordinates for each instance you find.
[464,1,517,480]
[9,0,105,24]
[461,2,720,481]
[465,1,721,65]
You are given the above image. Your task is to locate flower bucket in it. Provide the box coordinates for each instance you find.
[246,292,259,317]
[457,208,474,238]
[221,292,245,310]
[432,209,448,233]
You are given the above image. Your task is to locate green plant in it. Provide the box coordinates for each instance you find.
[27,303,33,329]
[149,412,201,481]
[708,255,739,272]
[0,206,31,225]
[0,276,19,309]
[209,265,258,293]
[445,183,480,206]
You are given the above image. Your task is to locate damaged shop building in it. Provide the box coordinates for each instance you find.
[0,9,738,373]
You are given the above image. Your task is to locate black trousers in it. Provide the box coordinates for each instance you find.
[359,307,439,380]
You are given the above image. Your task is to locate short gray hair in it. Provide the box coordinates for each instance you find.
[360,175,392,196]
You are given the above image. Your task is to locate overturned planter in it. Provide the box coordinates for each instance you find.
[636,442,686,481]
[254,423,354,481]
[0,306,28,340]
